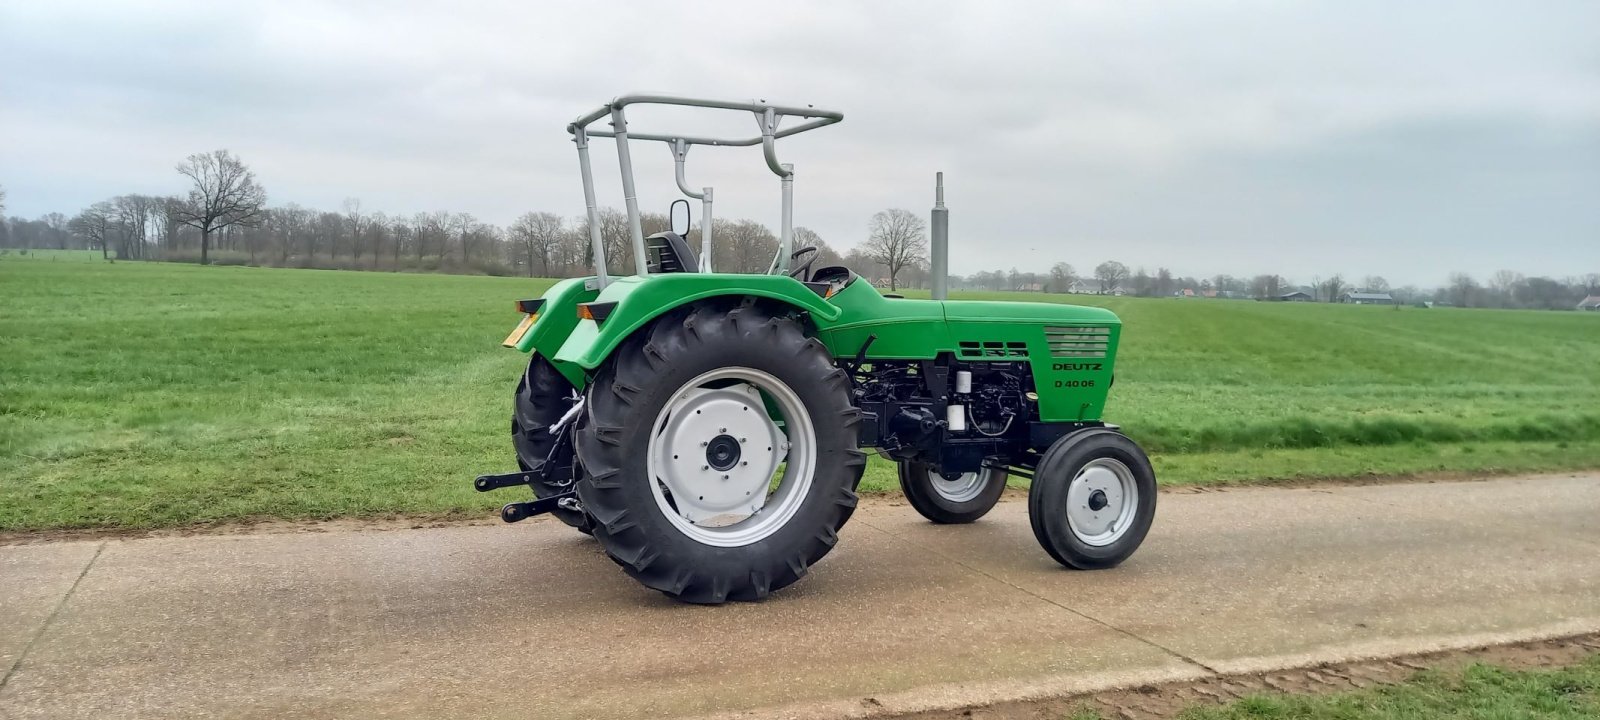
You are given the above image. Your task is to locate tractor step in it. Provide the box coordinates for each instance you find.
[500,492,577,524]
[473,471,537,492]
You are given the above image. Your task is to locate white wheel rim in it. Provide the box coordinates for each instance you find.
[646,367,816,548]
[1065,458,1138,547]
[928,469,988,503]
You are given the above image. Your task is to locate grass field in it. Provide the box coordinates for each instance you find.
[4,259,1600,531]
[1074,655,1600,719]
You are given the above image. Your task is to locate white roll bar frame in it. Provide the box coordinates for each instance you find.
[568,94,844,288]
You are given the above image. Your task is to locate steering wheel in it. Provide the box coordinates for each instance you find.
[787,246,819,282]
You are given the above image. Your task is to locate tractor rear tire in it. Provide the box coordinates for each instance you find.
[897,462,1007,524]
[574,299,867,604]
[1028,429,1156,569]
[512,355,592,533]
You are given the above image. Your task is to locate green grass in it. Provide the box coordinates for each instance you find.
[3,260,1599,531]
[1071,654,1600,719]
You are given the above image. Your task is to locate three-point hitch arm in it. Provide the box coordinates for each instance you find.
[567,94,844,288]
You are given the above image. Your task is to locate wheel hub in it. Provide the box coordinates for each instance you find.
[651,383,786,525]
[928,469,987,503]
[705,434,742,471]
[1065,458,1137,547]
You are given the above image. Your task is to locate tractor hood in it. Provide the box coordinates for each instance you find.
[939,299,1120,326]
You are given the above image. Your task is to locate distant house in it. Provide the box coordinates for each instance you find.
[1175,288,1196,298]
[1341,292,1394,305]
[1274,291,1313,302]
[1579,296,1600,311]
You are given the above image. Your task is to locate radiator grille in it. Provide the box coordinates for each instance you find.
[1044,326,1110,358]
[957,340,1029,359]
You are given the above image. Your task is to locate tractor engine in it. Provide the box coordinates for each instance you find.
[853,359,1036,473]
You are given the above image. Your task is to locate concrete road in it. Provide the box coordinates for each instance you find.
[2,474,1598,719]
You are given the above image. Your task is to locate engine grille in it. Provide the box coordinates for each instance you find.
[1044,326,1110,358]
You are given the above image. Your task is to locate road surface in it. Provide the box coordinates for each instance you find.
[2,474,1598,719]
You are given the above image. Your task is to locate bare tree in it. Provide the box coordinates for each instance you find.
[43,212,69,250]
[1094,261,1129,293]
[70,202,115,259]
[174,150,266,264]
[1488,269,1522,308]
[594,208,635,274]
[1320,274,1346,302]
[862,208,927,291]
[343,199,369,264]
[449,212,478,264]
[559,225,591,275]
[1250,274,1285,299]
[1155,267,1174,297]
[111,195,158,260]
[791,226,844,271]
[389,216,410,269]
[1049,262,1076,293]
[1447,272,1478,307]
[409,213,431,262]
[713,218,779,274]
[509,212,565,277]
[1361,275,1390,293]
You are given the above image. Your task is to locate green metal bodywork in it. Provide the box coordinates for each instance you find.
[512,273,1121,422]
[510,277,598,386]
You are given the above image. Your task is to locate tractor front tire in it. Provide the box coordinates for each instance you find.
[897,462,1007,524]
[574,300,867,604]
[1028,429,1157,570]
[512,355,592,533]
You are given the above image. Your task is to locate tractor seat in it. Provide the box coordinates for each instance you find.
[645,232,698,273]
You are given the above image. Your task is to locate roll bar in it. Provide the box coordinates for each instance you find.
[567,94,844,288]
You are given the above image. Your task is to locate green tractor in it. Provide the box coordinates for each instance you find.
[476,94,1157,603]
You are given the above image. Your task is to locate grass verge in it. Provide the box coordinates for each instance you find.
[1160,655,1600,719]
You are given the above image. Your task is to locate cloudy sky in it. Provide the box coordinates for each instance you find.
[3,0,1596,285]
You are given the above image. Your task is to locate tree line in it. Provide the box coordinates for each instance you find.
[2,152,1596,310]
[955,262,1599,310]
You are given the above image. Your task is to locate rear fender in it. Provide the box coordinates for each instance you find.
[511,277,599,387]
[552,274,842,371]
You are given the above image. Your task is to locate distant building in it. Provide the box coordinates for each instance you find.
[1175,288,1196,298]
[1579,296,1600,311]
[1273,291,1313,302]
[1341,292,1394,305]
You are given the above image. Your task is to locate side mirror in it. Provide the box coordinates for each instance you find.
[670,199,691,236]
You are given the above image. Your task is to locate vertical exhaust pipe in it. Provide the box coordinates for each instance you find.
[931,172,949,301]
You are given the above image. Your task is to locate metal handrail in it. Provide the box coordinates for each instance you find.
[566,94,844,287]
